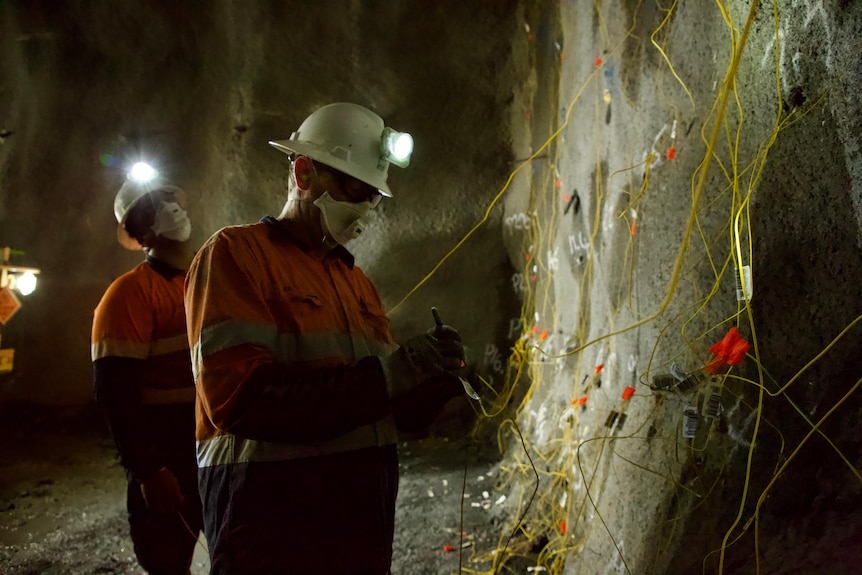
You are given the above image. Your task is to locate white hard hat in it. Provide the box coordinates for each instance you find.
[114,178,186,250]
[268,102,413,197]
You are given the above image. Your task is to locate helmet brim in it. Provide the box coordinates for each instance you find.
[268,139,393,197]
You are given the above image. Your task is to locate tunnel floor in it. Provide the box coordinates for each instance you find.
[0,401,536,575]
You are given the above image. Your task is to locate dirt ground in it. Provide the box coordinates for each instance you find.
[0,401,532,575]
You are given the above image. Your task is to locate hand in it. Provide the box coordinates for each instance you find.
[380,331,465,398]
[426,329,477,390]
[430,321,461,342]
[387,332,482,432]
[428,308,467,371]
[390,346,477,432]
[140,467,184,515]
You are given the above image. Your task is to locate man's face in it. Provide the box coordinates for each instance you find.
[126,188,190,245]
[313,162,382,208]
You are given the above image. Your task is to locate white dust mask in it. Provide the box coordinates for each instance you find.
[312,192,372,245]
[151,200,192,242]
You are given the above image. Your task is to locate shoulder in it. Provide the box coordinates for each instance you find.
[189,222,288,284]
[199,222,273,254]
[94,263,151,321]
[99,263,149,301]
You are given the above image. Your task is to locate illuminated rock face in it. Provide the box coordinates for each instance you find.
[0,2,860,573]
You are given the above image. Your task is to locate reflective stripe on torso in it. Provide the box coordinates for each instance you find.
[186,221,397,451]
[191,319,394,380]
[196,417,398,467]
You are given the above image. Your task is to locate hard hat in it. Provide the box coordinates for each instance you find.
[268,102,413,197]
[114,178,187,250]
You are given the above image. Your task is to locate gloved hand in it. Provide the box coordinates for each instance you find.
[430,318,478,400]
[380,329,465,399]
[431,321,462,343]
[386,318,485,432]
[140,466,185,515]
[390,345,478,433]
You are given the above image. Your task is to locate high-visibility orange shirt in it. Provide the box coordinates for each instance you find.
[91,257,196,478]
[185,218,398,468]
[92,260,193,396]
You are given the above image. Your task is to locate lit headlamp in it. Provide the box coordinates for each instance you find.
[380,127,413,168]
[128,162,158,183]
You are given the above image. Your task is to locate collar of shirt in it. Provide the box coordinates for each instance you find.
[145,255,185,280]
[261,216,355,268]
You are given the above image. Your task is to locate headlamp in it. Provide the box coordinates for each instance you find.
[128,162,158,183]
[380,127,413,168]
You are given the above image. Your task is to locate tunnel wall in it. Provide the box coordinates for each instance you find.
[0,1,522,416]
[491,1,862,573]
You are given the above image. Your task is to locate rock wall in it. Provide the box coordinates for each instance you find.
[491,1,862,573]
[1,1,860,572]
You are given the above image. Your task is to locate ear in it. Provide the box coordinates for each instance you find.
[293,156,314,190]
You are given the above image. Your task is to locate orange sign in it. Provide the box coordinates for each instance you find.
[0,348,13,373]
[0,287,21,324]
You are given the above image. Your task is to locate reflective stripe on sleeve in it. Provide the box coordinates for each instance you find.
[196,417,399,467]
[150,333,190,356]
[192,320,397,378]
[91,339,149,361]
[92,334,189,362]
[192,320,279,380]
[191,338,203,381]
[200,320,280,358]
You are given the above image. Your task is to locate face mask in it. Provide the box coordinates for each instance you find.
[312,192,372,245]
[151,200,192,242]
